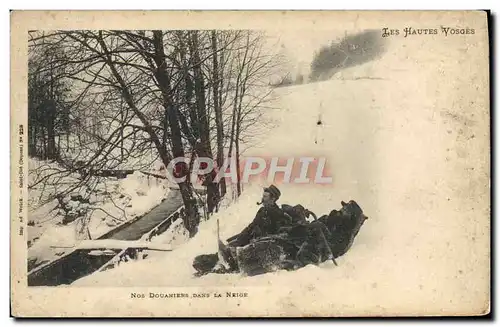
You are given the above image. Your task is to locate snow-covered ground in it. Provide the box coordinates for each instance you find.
[149,218,190,248]
[28,168,171,270]
[69,33,488,315]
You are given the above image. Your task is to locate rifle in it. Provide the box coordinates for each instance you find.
[318,226,338,266]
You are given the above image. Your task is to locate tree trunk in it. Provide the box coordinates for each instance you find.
[29,122,37,157]
[66,129,69,152]
[120,106,124,162]
[47,58,58,160]
[151,30,200,236]
[190,31,218,215]
[42,126,47,160]
[227,63,240,170]
[236,78,248,197]
[235,125,241,197]
[46,101,56,160]
[211,31,226,199]
[177,33,197,147]
[227,74,240,198]
[233,33,252,197]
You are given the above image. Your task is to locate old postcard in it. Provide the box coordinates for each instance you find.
[11,10,490,317]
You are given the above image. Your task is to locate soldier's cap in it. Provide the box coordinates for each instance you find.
[263,185,281,200]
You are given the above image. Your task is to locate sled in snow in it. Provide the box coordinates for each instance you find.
[192,200,369,277]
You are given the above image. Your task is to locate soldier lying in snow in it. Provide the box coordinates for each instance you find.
[192,185,369,277]
[225,185,291,248]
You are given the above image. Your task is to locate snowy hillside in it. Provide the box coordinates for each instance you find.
[72,35,489,316]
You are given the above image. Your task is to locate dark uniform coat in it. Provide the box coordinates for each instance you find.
[227,203,291,247]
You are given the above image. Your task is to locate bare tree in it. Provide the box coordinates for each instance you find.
[210,31,226,200]
[223,31,281,196]
[28,29,284,239]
